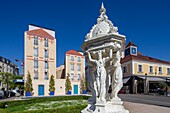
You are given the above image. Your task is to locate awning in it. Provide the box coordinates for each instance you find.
[14,79,24,83]
[138,76,166,82]
[123,77,131,84]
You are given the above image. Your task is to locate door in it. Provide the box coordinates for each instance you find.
[74,85,78,94]
[38,85,44,96]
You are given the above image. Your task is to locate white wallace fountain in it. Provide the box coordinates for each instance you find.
[81,3,129,113]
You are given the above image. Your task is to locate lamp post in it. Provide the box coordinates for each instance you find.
[166,77,168,96]
[144,73,148,94]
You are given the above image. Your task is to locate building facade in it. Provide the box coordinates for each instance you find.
[121,42,170,94]
[24,25,56,96]
[65,50,85,94]
[55,65,66,95]
[0,56,19,89]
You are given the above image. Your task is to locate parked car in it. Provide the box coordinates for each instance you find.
[0,90,4,98]
[8,90,20,97]
[11,90,20,97]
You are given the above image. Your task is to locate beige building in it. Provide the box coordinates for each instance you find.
[24,24,56,96]
[65,50,85,94]
[121,42,170,94]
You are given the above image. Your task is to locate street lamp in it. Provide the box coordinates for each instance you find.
[145,73,148,94]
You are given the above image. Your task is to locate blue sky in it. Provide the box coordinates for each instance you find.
[0,0,170,74]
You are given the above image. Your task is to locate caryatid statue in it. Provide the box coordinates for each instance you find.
[81,3,129,113]
[87,50,110,102]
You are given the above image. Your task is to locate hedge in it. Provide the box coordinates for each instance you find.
[0,95,89,108]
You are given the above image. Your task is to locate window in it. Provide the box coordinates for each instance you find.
[71,73,74,80]
[45,61,48,69]
[149,66,153,73]
[70,64,74,71]
[44,49,48,58]
[123,67,127,73]
[158,67,162,74]
[34,37,38,45]
[78,64,81,71]
[138,65,142,72]
[77,57,81,62]
[34,60,38,68]
[34,70,38,80]
[167,68,170,74]
[44,38,48,47]
[78,74,81,80]
[44,72,48,80]
[34,47,38,57]
[71,56,74,61]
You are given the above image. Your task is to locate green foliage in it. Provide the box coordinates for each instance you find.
[24,71,33,93]
[80,74,86,93]
[0,72,14,90]
[49,75,55,92]
[159,82,167,89]
[65,73,72,93]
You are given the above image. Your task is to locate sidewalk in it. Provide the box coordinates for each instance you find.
[123,101,170,113]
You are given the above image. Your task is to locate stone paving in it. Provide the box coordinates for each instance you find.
[123,101,170,113]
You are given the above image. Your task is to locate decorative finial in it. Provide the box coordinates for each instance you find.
[100,2,106,14]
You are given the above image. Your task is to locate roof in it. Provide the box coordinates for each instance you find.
[121,54,170,65]
[66,50,83,56]
[126,42,137,48]
[27,29,55,40]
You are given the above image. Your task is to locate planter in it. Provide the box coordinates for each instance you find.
[25,92,31,96]
[82,90,87,94]
[67,91,71,95]
[50,91,54,95]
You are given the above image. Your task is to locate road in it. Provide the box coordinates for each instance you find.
[119,94,170,107]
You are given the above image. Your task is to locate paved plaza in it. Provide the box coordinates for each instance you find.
[123,101,170,113]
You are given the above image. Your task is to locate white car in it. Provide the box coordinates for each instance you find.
[11,90,20,97]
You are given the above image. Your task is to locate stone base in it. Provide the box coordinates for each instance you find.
[81,100,129,113]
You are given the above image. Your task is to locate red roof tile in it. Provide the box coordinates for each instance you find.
[126,42,137,48]
[121,54,170,65]
[27,29,55,40]
[66,50,83,56]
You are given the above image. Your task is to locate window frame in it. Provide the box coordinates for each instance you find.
[44,71,48,80]
[44,38,48,47]
[70,64,74,71]
[34,36,38,45]
[34,60,38,68]
[77,57,81,62]
[71,73,74,80]
[45,61,48,69]
[138,64,142,73]
[77,64,81,71]
[149,66,153,73]
[70,56,74,61]
[158,67,162,74]
[78,74,81,80]
[34,47,38,57]
[44,49,49,58]
[167,68,170,75]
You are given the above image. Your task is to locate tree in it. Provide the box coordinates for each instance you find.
[49,75,55,92]
[65,73,72,93]
[80,74,87,93]
[24,71,33,93]
[0,72,14,97]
